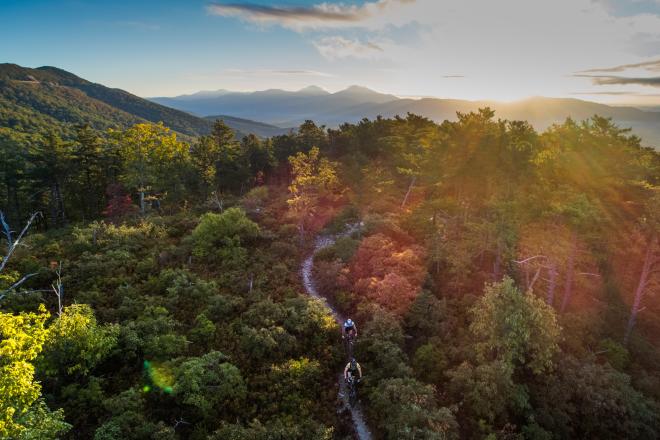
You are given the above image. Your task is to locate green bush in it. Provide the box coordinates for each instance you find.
[190,208,260,257]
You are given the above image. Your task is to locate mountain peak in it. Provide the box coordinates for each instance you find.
[298,85,328,95]
[339,85,378,94]
[331,85,398,104]
[35,66,88,85]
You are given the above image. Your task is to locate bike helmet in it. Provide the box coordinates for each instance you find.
[344,319,354,328]
[350,358,357,369]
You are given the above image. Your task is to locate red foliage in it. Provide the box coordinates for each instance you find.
[103,183,137,222]
[350,233,427,315]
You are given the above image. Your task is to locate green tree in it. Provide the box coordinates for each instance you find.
[448,278,561,436]
[40,304,119,377]
[70,125,112,219]
[370,377,458,440]
[116,123,189,214]
[241,134,276,184]
[0,130,30,225]
[532,356,659,439]
[470,277,560,374]
[0,305,70,438]
[210,120,250,193]
[28,133,71,228]
[190,207,260,258]
[174,351,246,420]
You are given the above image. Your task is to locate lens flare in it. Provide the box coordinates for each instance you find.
[143,360,174,393]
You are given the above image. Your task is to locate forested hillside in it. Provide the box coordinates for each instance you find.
[1,108,659,439]
[204,115,292,138]
[0,64,235,139]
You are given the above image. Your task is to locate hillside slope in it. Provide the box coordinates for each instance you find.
[204,115,293,138]
[0,63,216,138]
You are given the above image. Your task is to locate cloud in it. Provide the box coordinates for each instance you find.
[313,36,384,60]
[580,58,660,73]
[594,0,660,17]
[627,32,660,57]
[206,0,660,102]
[442,75,465,78]
[571,90,660,96]
[207,0,415,30]
[575,74,660,87]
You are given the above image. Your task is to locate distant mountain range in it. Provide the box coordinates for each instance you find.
[2,64,659,147]
[152,86,660,147]
[150,85,398,127]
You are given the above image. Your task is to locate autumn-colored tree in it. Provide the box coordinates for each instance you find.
[287,146,339,240]
[351,233,427,315]
[0,305,71,438]
[102,183,137,222]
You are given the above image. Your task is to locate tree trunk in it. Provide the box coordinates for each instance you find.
[560,231,577,314]
[49,182,66,228]
[139,190,146,215]
[547,262,557,306]
[400,176,416,209]
[55,181,66,226]
[624,234,657,345]
[49,184,59,230]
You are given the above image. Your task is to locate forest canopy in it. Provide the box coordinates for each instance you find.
[1,109,659,439]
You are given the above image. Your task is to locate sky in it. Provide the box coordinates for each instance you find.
[2,0,660,105]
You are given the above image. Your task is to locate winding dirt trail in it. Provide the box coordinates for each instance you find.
[301,229,373,440]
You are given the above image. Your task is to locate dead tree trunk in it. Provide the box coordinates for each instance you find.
[0,211,40,298]
[624,234,658,345]
[560,231,577,314]
[546,262,558,306]
[400,175,416,209]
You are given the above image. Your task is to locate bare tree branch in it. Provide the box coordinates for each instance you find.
[528,266,542,290]
[51,261,64,316]
[0,273,37,297]
[515,255,547,265]
[0,211,12,247]
[577,272,601,277]
[0,211,41,273]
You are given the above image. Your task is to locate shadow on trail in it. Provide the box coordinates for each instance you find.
[301,226,372,440]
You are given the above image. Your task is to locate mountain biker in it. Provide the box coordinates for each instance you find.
[344,358,362,382]
[342,318,358,339]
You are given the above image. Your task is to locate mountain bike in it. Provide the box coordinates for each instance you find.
[346,376,359,407]
[344,330,356,358]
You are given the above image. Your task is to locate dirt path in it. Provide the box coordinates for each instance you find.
[301,229,373,440]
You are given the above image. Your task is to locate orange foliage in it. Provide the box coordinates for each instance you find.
[350,233,427,315]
